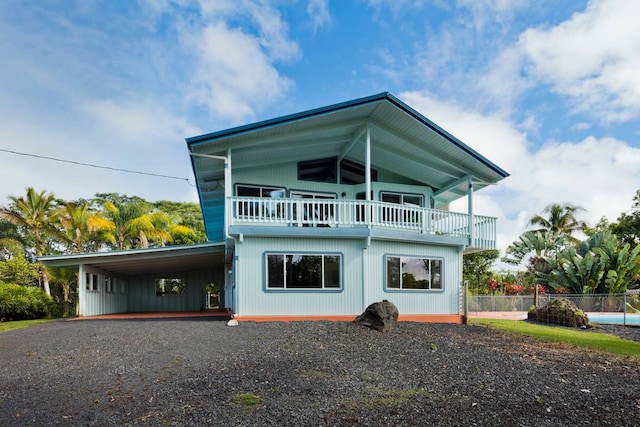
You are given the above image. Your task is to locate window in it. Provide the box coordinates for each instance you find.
[381,192,423,207]
[340,159,377,184]
[120,281,127,294]
[381,192,424,225]
[290,191,336,225]
[298,158,337,183]
[155,278,186,296]
[105,277,115,294]
[236,185,286,218]
[386,256,442,290]
[236,185,284,198]
[266,254,341,289]
[85,273,98,292]
[297,157,377,184]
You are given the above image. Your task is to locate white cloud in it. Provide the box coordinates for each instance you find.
[519,0,640,123]
[82,99,198,145]
[184,21,295,122]
[398,90,640,259]
[179,1,301,123]
[307,0,332,33]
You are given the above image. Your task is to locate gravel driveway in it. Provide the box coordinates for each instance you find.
[1,319,639,426]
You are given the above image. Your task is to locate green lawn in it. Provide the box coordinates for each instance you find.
[0,319,53,333]
[469,318,640,360]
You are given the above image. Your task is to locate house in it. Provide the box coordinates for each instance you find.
[40,92,508,322]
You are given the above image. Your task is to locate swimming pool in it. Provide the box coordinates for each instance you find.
[588,312,640,326]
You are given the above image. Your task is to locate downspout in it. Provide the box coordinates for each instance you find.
[465,177,474,324]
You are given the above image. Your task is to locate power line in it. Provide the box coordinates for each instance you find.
[0,147,196,187]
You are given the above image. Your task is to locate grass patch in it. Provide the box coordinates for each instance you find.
[301,369,332,381]
[469,318,640,360]
[350,387,435,410]
[0,319,52,333]
[235,392,262,408]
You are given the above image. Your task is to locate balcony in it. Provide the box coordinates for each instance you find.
[228,197,497,250]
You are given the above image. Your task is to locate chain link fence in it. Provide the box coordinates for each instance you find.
[467,292,640,326]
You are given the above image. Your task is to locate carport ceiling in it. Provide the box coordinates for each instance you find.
[39,243,225,277]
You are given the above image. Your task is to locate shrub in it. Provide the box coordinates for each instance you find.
[0,282,54,321]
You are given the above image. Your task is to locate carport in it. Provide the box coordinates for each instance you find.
[39,242,227,317]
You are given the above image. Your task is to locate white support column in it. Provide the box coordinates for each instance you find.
[225,149,232,240]
[365,124,371,201]
[468,177,474,247]
[365,124,372,228]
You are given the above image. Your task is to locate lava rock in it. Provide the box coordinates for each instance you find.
[353,300,399,332]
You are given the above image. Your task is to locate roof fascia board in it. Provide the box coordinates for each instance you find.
[38,242,225,265]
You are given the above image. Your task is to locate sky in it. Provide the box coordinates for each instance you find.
[1,0,639,262]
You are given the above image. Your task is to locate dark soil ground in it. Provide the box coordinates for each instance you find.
[1,319,639,426]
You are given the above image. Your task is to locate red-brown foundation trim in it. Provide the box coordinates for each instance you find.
[234,314,464,324]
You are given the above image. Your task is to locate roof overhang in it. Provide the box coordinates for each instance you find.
[38,242,225,277]
[186,92,509,207]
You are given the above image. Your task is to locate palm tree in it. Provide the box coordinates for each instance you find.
[0,188,61,295]
[48,267,78,317]
[529,203,587,242]
[99,200,155,250]
[55,202,114,253]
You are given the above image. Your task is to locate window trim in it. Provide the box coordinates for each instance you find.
[384,255,444,292]
[264,252,343,291]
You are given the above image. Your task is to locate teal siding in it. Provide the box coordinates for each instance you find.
[78,265,128,316]
[127,268,220,312]
[203,196,225,241]
[78,265,222,316]
[363,241,463,315]
[232,236,463,317]
[234,237,364,316]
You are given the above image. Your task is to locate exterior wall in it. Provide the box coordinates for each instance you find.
[126,268,220,313]
[232,165,434,204]
[363,241,463,315]
[78,265,222,316]
[78,265,128,317]
[233,235,463,317]
[234,237,364,316]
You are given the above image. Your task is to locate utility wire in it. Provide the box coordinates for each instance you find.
[0,147,196,187]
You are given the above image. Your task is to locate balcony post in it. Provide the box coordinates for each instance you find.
[365,124,372,226]
[468,177,474,247]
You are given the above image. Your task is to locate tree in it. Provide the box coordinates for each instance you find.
[0,249,39,287]
[540,247,606,294]
[153,200,207,243]
[528,203,587,242]
[55,202,114,253]
[98,199,154,250]
[0,219,26,261]
[0,188,62,295]
[48,267,78,317]
[609,189,640,246]
[463,249,499,294]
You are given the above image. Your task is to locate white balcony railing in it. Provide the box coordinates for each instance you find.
[229,197,497,249]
